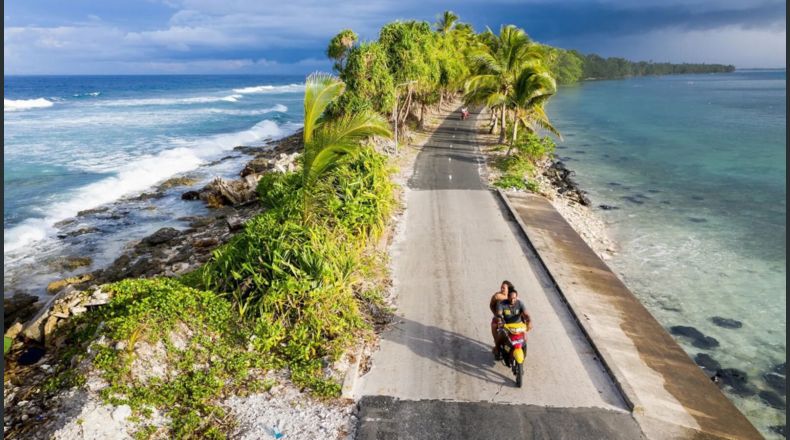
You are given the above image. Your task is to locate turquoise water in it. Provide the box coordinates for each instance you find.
[548,69,786,437]
[4,75,304,295]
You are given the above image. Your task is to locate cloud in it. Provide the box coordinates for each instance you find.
[3,0,787,74]
[457,0,786,40]
[125,26,249,51]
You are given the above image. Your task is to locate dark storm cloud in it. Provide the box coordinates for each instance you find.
[455,1,786,40]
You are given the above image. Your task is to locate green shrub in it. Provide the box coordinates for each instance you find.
[188,146,394,394]
[50,278,259,439]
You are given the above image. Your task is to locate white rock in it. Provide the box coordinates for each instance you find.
[111,405,132,422]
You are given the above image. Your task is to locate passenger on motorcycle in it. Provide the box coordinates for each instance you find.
[494,289,532,360]
[489,280,515,358]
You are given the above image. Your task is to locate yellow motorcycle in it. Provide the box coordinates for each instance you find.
[497,321,528,387]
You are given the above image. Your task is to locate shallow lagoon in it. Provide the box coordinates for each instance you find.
[548,69,786,437]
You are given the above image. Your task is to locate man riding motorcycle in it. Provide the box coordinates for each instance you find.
[493,288,532,361]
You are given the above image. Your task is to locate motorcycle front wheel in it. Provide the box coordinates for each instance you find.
[515,363,523,388]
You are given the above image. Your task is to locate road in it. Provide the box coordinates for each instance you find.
[353,108,644,439]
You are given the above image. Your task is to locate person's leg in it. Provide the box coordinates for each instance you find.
[491,319,502,359]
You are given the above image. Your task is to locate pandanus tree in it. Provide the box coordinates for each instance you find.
[301,73,392,219]
[379,21,440,129]
[327,29,358,72]
[506,66,561,155]
[464,25,544,143]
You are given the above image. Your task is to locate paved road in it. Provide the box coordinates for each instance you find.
[354,108,643,438]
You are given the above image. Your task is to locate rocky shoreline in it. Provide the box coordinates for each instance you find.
[3,131,324,439]
[3,105,429,439]
[3,132,302,332]
[533,157,618,260]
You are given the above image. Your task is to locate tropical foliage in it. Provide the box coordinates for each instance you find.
[464,25,560,146]
[301,73,391,218]
[327,29,358,72]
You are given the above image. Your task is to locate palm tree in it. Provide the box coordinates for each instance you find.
[506,67,561,155]
[435,11,459,35]
[301,73,392,219]
[464,25,543,143]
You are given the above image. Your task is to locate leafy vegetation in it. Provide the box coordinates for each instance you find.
[49,278,257,439]
[300,73,391,219]
[327,29,358,72]
[547,50,736,84]
[337,42,396,115]
[493,132,555,192]
[464,25,560,148]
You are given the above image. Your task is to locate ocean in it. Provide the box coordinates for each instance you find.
[547,69,786,438]
[4,75,305,297]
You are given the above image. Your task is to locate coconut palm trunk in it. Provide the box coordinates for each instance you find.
[499,104,507,143]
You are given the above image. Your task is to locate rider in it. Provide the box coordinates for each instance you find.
[489,281,515,359]
[494,288,532,360]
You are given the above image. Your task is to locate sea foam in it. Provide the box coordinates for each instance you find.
[101,94,243,107]
[204,104,288,116]
[73,91,101,97]
[232,84,304,94]
[3,119,286,254]
[4,98,55,111]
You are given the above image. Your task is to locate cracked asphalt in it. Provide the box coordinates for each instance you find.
[353,108,643,439]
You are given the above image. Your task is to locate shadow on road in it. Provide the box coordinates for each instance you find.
[382,315,518,387]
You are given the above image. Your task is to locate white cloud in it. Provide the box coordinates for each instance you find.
[125,26,248,50]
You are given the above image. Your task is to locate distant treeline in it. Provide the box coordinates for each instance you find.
[550,50,736,84]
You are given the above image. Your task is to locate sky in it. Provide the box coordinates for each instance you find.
[3,0,786,75]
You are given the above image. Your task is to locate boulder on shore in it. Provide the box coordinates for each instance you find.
[46,274,93,294]
[141,227,181,246]
[4,293,40,330]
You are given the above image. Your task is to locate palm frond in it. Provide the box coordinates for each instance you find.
[304,72,345,143]
[304,110,391,184]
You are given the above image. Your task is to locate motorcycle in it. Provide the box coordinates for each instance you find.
[497,321,528,387]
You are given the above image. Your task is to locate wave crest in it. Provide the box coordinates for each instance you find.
[232,84,304,94]
[102,94,243,107]
[4,98,55,111]
[73,92,101,98]
[3,119,287,254]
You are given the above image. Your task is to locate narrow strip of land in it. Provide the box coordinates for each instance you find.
[354,108,642,438]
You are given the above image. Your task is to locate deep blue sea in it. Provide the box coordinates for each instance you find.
[547,69,786,438]
[4,75,304,296]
